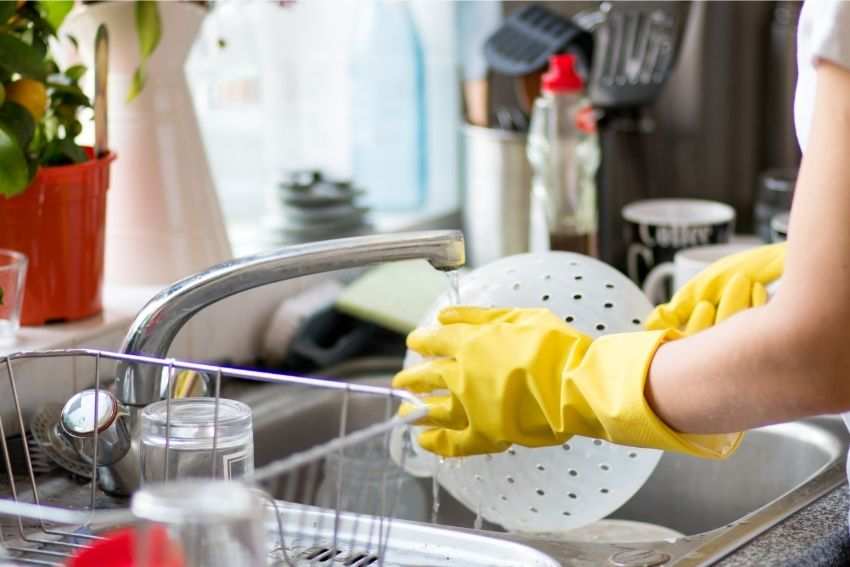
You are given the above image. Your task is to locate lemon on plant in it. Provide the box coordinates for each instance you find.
[5,79,47,121]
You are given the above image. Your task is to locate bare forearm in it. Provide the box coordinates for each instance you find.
[646,61,850,435]
[646,303,850,434]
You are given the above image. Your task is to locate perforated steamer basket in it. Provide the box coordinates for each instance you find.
[393,252,663,535]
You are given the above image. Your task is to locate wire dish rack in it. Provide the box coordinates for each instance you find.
[0,349,558,567]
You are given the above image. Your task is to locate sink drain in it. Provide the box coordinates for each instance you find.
[609,549,671,567]
[297,546,380,566]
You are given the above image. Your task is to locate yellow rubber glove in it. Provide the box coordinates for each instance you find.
[645,243,786,334]
[394,306,742,459]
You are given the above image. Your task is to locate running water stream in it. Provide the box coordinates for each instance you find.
[430,269,461,525]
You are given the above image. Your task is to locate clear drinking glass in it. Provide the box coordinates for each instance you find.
[140,398,254,483]
[0,250,27,346]
[132,480,266,567]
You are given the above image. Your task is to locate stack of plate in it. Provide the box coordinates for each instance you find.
[266,171,370,243]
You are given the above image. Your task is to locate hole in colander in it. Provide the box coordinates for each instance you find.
[536,464,545,471]
[604,302,614,308]
[600,463,610,471]
[508,447,516,456]
[563,443,571,451]
[536,489,545,496]
[573,293,583,300]
[600,488,610,494]
[542,294,551,302]
[563,511,572,516]
[500,494,508,501]
[507,268,517,275]
[605,283,615,289]
[543,274,552,280]
[632,318,642,325]
[506,475,515,484]
[574,275,583,281]
[595,323,606,331]
[629,452,638,458]
[530,507,538,513]
[474,474,483,482]
[568,469,579,477]
[569,261,579,266]
[593,439,603,446]
[565,315,575,323]
[512,282,521,291]
[568,492,578,499]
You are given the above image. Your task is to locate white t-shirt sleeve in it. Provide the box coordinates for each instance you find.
[794,0,850,151]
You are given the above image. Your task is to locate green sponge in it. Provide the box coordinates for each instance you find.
[335,260,451,335]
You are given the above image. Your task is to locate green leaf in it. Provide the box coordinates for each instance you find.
[40,136,87,166]
[126,63,146,102]
[128,1,160,102]
[32,33,48,59]
[135,1,161,58]
[0,123,31,198]
[64,64,86,82]
[38,0,74,33]
[0,34,48,80]
[0,102,35,149]
[0,3,16,24]
[47,82,91,107]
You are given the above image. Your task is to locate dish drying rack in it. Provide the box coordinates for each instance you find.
[0,350,559,567]
[0,348,434,566]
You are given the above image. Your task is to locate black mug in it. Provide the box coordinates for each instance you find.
[623,199,736,289]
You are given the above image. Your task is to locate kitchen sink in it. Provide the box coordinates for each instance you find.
[228,368,849,566]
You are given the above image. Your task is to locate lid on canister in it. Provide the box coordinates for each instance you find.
[60,390,119,437]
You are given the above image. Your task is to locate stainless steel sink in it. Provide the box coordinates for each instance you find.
[228,371,848,566]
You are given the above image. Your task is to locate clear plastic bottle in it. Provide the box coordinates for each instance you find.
[351,0,427,211]
[527,54,600,255]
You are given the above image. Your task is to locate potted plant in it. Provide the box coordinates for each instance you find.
[0,1,115,325]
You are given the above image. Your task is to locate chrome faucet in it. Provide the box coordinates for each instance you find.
[59,230,465,494]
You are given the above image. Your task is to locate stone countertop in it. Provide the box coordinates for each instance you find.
[717,483,850,567]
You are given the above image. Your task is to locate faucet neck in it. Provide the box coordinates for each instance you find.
[115,231,465,406]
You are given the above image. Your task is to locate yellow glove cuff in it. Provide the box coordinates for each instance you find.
[568,329,744,459]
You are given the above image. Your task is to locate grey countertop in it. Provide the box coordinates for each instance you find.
[718,483,850,567]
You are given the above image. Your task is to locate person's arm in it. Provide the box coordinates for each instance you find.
[646,60,850,434]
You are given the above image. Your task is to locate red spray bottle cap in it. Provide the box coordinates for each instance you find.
[541,54,583,93]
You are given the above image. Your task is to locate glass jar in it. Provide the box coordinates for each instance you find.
[141,398,254,483]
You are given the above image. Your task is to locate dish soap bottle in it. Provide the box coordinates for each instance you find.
[351,0,427,211]
[527,54,600,255]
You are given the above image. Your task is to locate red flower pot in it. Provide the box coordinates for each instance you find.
[0,148,116,325]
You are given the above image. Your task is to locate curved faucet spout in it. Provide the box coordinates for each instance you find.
[116,230,465,407]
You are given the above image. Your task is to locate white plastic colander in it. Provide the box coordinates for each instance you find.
[393,252,662,535]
